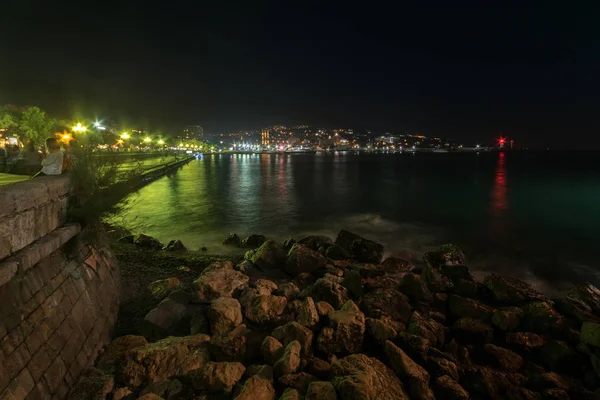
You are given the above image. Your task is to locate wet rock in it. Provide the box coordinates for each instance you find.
[326,244,351,260]
[453,317,494,345]
[224,233,242,247]
[396,332,431,365]
[164,239,186,251]
[492,307,523,331]
[244,295,288,325]
[567,283,600,314]
[235,260,254,274]
[211,325,248,362]
[274,340,302,376]
[276,282,301,299]
[278,372,318,393]
[360,288,412,323]
[400,273,433,302]
[96,335,148,373]
[234,375,276,400]
[448,294,494,322]
[484,273,546,305]
[285,244,328,275]
[423,265,454,293]
[521,301,562,333]
[483,344,524,372]
[279,388,302,400]
[241,234,267,248]
[366,317,398,344]
[255,279,278,295]
[381,256,413,273]
[506,332,545,352]
[334,229,384,264]
[120,334,211,388]
[297,235,334,251]
[193,261,249,303]
[297,297,319,327]
[424,244,466,268]
[305,357,331,380]
[246,364,274,381]
[407,311,445,348]
[133,233,163,249]
[189,361,246,394]
[331,354,410,400]
[317,301,365,355]
[316,301,335,318]
[306,381,337,400]
[433,375,469,400]
[427,356,459,381]
[272,322,314,358]
[341,269,363,298]
[147,278,182,300]
[581,321,600,347]
[140,298,188,340]
[307,278,349,309]
[384,341,434,400]
[246,240,287,270]
[261,336,284,365]
[208,298,243,336]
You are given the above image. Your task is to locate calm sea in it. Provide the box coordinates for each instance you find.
[108,151,600,295]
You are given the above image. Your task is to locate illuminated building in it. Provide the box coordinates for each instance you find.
[261,129,271,145]
[181,125,204,141]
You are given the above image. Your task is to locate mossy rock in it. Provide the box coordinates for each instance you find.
[581,322,600,348]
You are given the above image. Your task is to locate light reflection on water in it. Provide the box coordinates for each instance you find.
[107,152,600,292]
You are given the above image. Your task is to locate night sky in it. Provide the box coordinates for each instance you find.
[2,3,599,148]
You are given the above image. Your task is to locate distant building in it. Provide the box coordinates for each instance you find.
[181,125,204,141]
[261,128,271,145]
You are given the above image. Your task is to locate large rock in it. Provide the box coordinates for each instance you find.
[224,233,242,247]
[297,297,320,327]
[360,288,412,323]
[385,341,434,400]
[306,381,338,400]
[193,261,249,303]
[567,283,600,314]
[147,278,182,300]
[453,317,494,345]
[492,307,523,331]
[140,298,188,340]
[233,375,276,400]
[427,357,459,381]
[448,294,494,322]
[331,354,409,400]
[285,244,328,275]
[261,336,284,365]
[305,357,332,380]
[407,311,445,348]
[272,322,314,358]
[307,278,349,309]
[276,282,301,300]
[298,235,334,251]
[506,332,545,352]
[422,265,454,293]
[400,273,433,302]
[274,340,302,376]
[279,388,302,400]
[433,375,469,400]
[334,229,384,263]
[484,273,546,305]
[581,321,600,347]
[521,301,563,333]
[244,295,288,325]
[133,234,163,249]
[120,334,211,388]
[366,318,399,344]
[317,301,366,355]
[423,244,466,267]
[96,335,148,373]
[278,372,318,393]
[208,297,243,336]
[326,244,351,260]
[246,240,287,270]
[67,368,114,400]
[396,333,432,366]
[189,361,246,393]
[381,257,413,273]
[164,239,186,251]
[211,325,249,362]
[536,340,582,373]
[241,234,267,248]
[483,344,524,372]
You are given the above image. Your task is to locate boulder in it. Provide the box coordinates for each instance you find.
[278,372,318,393]
[261,336,284,365]
[433,375,469,400]
[448,294,494,322]
[139,379,183,399]
[484,273,545,305]
[341,270,363,298]
[255,279,278,295]
[147,278,182,300]
[306,381,337,400]
[317,301,365,355]
[244,295,288,325]
[285,244,328,275]
[279,388,302,400]
[360,288,412,323]
[567,283,600,314]
[276,282,301,300]
[400,273,433,302]
[536,340,582,373]
[437,264,474,281]
[298,235,334,251]
[506,332,545,352]
[452,278,479,297]
[224,233,242,247]
[385,341,434,400]
[422,265,454,293]
[233,375,276,400]
[521,301,562,333]
[235,260,254,274]
[381,257,413,273]
[326,244,351,260]
[581,321,600,347]
[366,318,398,344]
[307,278,349,309]
[246,364,274,381]
[317,301,335,318]
[211,325,249,362]
[528,372,571,391]
[334,230,384,263]
[189,307,211,335]
[407,311,445,348]
[241,234,267,248]
[272,322,314,358]
[492,307,523,331]
[305,357,332,380]
[483,344,524,372]
[331,354,410,400]
[164,239,186,251]
[120,334,211,388]
[452,317,494,345]
[427,357,459,381]
[96,335,148,373]
[274,340,302,376]
[297,297,320,327]
[189,361,246,393]
[140,298,188,340]
[246,240,287,270]
[133,234,163,249]
[424,244,466,267]
[396,332,431,365]
[208,298,243,336]
[192,261,249,303]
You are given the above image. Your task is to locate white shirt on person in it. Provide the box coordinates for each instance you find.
[41,150,64,175]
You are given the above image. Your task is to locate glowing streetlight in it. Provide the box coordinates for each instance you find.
[143,137,152,144]
[121,132,130,139]
[157,139,165,145]
[116,139,124,145]
[93,121,106,130]
[72,123,87,133]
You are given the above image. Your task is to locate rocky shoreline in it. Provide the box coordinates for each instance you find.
[73,230,600,399]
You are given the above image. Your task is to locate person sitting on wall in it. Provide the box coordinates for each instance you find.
[36,137,64,176]
[21,139,42,175]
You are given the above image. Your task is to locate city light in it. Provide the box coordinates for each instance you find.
[121,132,130,139]
[157,139,165,145]
[144,137,152,143]
[72,123,87,132]
[116,139,124,145]
[93,121,106,130]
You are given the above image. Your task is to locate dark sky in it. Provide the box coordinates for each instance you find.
[1,2,600,147]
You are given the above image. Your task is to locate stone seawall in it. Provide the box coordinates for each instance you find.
[0,177,120,399]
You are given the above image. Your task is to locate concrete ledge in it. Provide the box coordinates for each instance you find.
[0,223,81,287]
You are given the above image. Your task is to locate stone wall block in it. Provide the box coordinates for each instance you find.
[10,180,50,214]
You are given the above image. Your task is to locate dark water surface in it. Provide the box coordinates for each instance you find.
[108,151,600,294]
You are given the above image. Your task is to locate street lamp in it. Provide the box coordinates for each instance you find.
[73,123,87,133]
[121,132,130,139]
[143,137,151,144]
[157,139,165,145]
